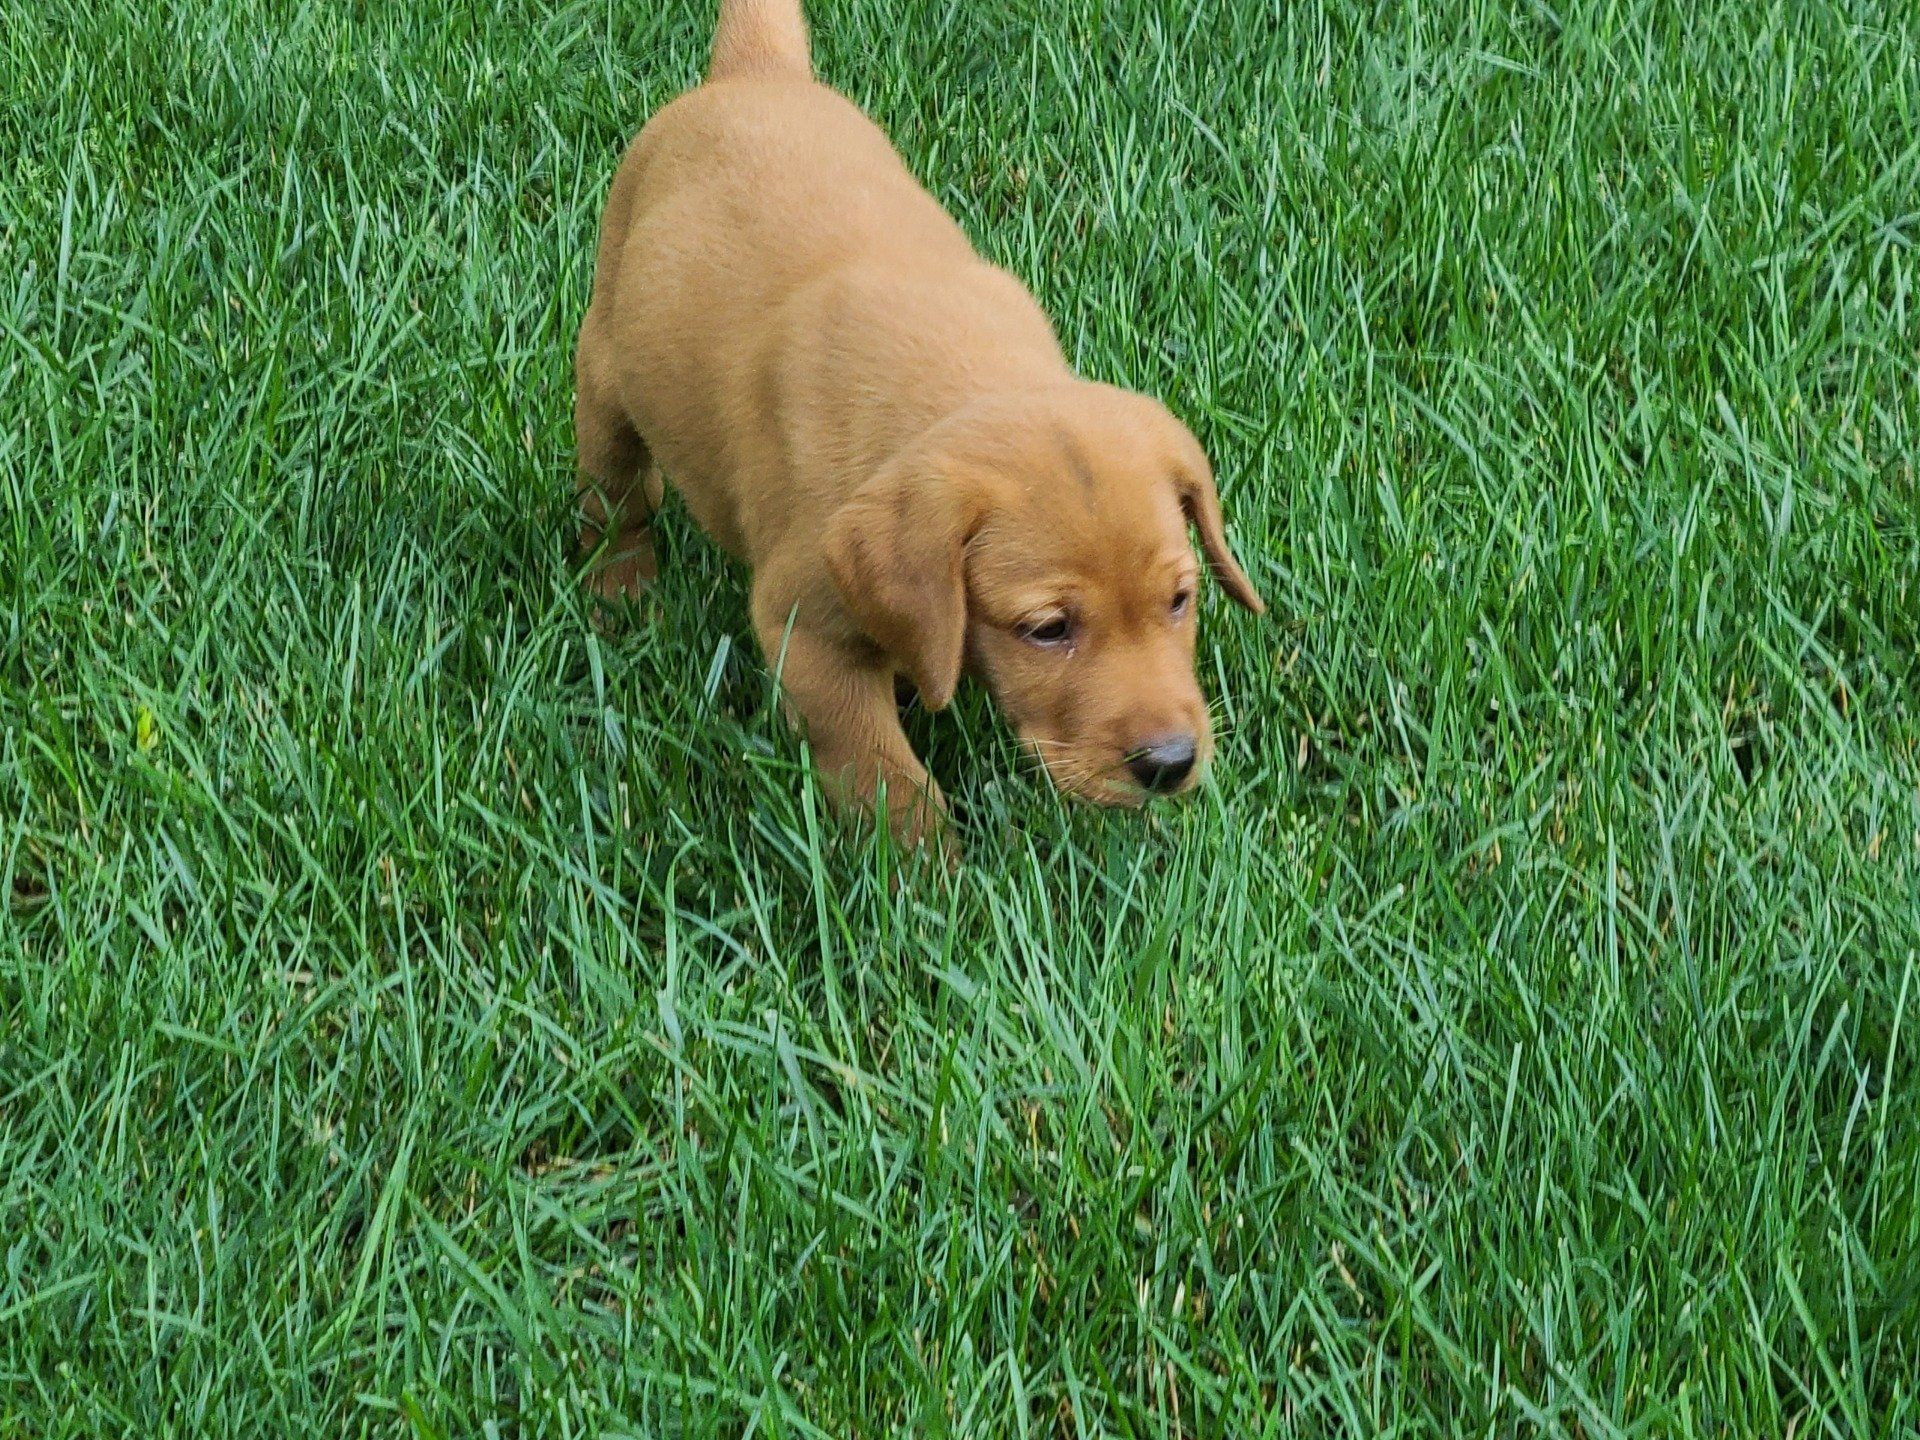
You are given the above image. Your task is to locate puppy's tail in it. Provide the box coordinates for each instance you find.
[709,0,812,82]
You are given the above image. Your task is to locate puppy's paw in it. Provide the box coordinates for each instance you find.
[881,784,960,870]
[587,542,658,598]
[581,540,659,632]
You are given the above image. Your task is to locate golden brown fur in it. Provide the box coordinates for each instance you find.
[574,0,1264,845]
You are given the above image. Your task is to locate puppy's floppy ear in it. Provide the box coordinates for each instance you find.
[1172,443,1266,615]
[824,452,979,710]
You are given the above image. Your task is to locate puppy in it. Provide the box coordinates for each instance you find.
[574,0,1265,846]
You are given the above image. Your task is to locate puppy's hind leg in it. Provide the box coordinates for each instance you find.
[574,357,659,602]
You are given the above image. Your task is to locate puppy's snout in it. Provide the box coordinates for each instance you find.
[1127,734,1197,794]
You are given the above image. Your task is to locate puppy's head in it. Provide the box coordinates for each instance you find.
[826,384,1263,804]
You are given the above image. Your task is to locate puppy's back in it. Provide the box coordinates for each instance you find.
[581,1,1060,564]
[589,74,977,505]
[620,80,968,291]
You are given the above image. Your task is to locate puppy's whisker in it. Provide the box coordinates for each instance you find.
[1017,738,1078,771]
[1204,703,1241,741]
[1019,743,1102,791]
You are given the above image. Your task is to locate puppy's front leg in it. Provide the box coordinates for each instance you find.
[751,586,948,850]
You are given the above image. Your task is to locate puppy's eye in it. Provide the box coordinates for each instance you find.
[1019,614,1074,648]
[1170,589,1193,619]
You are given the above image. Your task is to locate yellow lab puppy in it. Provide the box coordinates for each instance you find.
[575,0,1265,845]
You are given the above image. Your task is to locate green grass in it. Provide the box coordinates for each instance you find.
[4,0,1919,1432]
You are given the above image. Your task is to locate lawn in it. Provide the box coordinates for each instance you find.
[4,0,1919,1433]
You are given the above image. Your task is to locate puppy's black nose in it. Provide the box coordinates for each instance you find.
[1127,734,1197,794]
